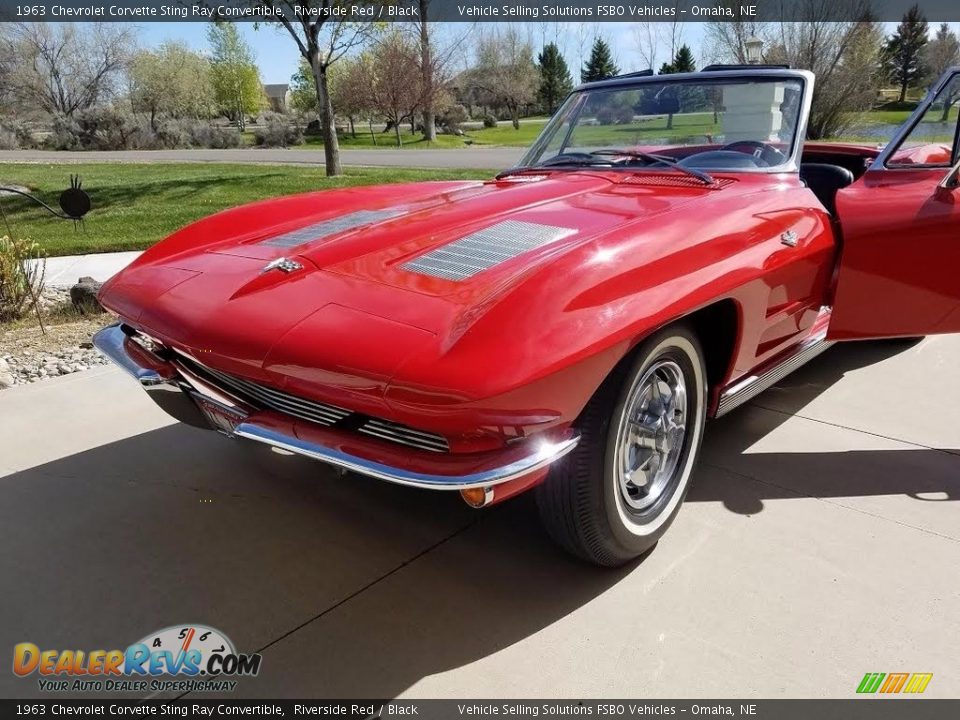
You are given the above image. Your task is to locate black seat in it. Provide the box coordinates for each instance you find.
[799,163,855,216]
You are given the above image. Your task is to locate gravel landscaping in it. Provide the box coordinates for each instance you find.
[0,314,110,389]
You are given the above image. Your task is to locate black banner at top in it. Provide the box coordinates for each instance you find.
[1,700,960,719]
[3,0,960,23]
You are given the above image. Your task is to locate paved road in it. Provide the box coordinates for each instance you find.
[1,336,958,698]
[0,148,523,170]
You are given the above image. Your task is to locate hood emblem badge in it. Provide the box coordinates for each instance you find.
[261,257,303,274]
[780,230,799,247]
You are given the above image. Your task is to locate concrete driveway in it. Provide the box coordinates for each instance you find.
[0,148,523,170]
[1,336,957,699]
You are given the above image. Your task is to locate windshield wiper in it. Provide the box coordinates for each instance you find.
[537,154,614,168]
[589,149,715,186]
[495,154,613,179]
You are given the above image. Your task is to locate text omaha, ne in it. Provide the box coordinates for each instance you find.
[456,4,753,18]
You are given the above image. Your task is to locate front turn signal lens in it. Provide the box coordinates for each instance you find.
[460,487,493,508]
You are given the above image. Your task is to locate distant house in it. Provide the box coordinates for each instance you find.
[264,84,291,114]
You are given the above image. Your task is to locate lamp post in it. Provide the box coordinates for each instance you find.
[745,37,764,65]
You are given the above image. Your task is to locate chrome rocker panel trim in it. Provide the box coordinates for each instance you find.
[716,327,833,417]
[93,323,579,491]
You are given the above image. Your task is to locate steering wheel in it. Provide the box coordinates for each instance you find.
[720,141,785,167]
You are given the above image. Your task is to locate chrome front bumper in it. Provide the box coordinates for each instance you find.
[93,323,578,491]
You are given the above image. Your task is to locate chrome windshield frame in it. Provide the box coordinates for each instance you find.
[872,66,960,171]
[518,68,815,175]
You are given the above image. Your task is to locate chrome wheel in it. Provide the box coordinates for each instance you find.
[614,360,687,512]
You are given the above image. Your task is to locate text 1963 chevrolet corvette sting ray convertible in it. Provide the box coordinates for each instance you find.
[95,67,960,566]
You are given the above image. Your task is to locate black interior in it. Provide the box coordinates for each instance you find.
[801,150,874,179]
[799,163,855,217]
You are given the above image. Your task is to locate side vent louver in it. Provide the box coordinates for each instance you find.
[402,220,576,281]
[260,209,402,248]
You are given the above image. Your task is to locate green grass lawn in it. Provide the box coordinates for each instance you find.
[305,125,543,149]
[0,163,490,257]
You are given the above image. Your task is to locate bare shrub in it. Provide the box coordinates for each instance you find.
[440,104,469,134]
[47,107,147,150]
[47,109,243,150]
[0,126,18,150]
[0,236,46,322]
[253,113,304,147]
[0,120,33,149]
[185,122,242,149]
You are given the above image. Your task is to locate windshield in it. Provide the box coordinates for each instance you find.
[519,76,805,174]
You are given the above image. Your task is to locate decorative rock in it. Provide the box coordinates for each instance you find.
[70,276,105,314]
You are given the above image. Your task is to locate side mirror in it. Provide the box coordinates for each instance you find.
[935,158,960,200]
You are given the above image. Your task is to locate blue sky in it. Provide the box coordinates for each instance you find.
[138,20,946,86]
[137,21,711,85]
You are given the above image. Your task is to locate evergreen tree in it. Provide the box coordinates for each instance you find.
[658,45,696,75]
[672,45,696,73]
[884,4,930,103]
[537,43,574,114]
[657,46,698,129]
[581,38,620,83]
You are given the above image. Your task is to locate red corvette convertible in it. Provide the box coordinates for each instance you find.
[96,67,960,566]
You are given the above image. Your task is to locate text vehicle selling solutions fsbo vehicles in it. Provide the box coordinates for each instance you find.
[96,67,960,566]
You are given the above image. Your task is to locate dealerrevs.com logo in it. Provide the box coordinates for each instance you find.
[13,624,262,693]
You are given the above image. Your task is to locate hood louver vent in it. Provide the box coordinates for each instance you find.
[402,219,576,281]
[259,209,402,248]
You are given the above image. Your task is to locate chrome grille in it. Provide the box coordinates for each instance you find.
[402,220,576,281]
[174,355,449,452]
[259,209,402,248]
[357,418,450,453]
[194,363,351,426]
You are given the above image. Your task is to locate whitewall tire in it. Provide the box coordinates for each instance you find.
[536,324,707,567]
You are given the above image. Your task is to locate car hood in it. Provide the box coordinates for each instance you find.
[100,171,728,409]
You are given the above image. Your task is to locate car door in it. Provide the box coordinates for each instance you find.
[829,68,960,340]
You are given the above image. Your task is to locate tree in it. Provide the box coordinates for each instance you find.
[329,57,371,139]
[418,0,436,142]
[0,29,15,110]
[672,45,696,73]
[581,38,620,83]
[290,59,319,115]
[537,43,574,115]
[3,23,133,117]
[925,23,960,120]
[926,23,960,77]
[657,45,696,129]
[466,30,539,130]
[884,4,930,103]
[707,0,884,140]
[634,12,684,73]
[207,23,263,131]
[704,15,768,65]
[243,3,377,177]
[129,42,216,131]
[359,32,431,147]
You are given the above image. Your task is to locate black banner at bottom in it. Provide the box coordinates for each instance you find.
[1,700,957,720]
